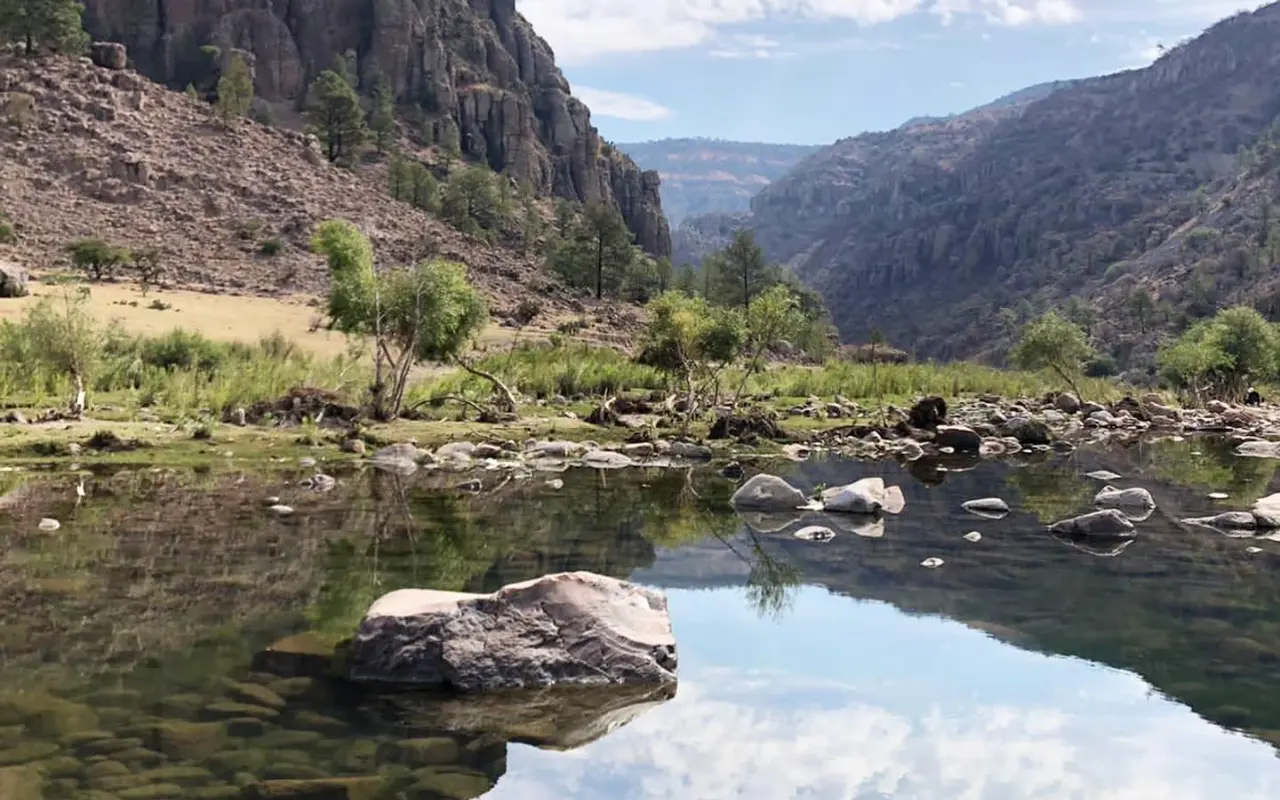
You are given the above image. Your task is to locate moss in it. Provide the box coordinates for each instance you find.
[117,784,189,799]
[0,741,60,766]
[261,763,329,780]
[222,681,286,711]
[407,767,493,799]
[149,692,208,719]
[109,746,166,767]
[385,737,459,767]
[145,719,227,760]
[0,691,100,737]
[287,711,347,733]
[85,759,131,779]
[79,736,144,755]
[206,748,267,776]
[265,678,315,701]
[0,766,43,800]
[190,788,244,799]
[225,717,267,737]
[200,701,280,721]
[136,764,216,785]
[257,730,324,749]
[241,777,389,799]
[30,754,83,778]
[60,729,115,748]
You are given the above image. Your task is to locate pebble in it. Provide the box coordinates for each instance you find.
[1246,546,1263,554]
[38,518,61,532]
[1208,492,1230,500]
[269,504,294,516]
[920,557,945,569]
[962,531,982,543]
[545,479,564,490]
[299,457,317,468]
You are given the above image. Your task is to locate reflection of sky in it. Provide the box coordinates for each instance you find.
[485,587,1280,799]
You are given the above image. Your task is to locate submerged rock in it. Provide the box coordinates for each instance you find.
[1094,486,1156,510]
[370,443,427,474]
[730,474,806,512]
[1048,509,1136,538]
[347,572,677,691]
[820,477,905,514]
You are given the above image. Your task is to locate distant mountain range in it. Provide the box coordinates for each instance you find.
[614,138,820,226]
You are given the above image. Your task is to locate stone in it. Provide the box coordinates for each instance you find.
[622,442,654,458]
[201,701,279,721]
[793,525,836,542]
[90,42,128,70]
[583,449,634,469]
[820,477,905,514]
[1094,486,1156,510]
[908,396,948,429]
[348,572,677,691]
[0,261,29,298]
[0,766,42,800]
[668,441,712,459]
[252,631,345,678]
[730,474,806,511]
[934,425,982,452]
[37,518,60,531]
[1054,392,1081,413]
[240,776,388,798]
[963,531,982,542]
[435,441,476,460]
[143,720,227,760]
[525,440,583,458]
[920,557,945,569]
[370,443,427,473]
[406,768,493,799]
[1207,399,1230,413]
[1048,509,1136,538]
[1086,470,1122,481]
[86,760,131,780]
[962,498,1010,515]
[0,692,98,736]
[223,681,286,711]
[341,439,366,455]
[998,416,1051,445]
[0,741,59,766]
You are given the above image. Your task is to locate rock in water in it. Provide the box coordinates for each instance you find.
[821,477,906,514]
[793,525,836,542]
[920,557,945,569]
[1093,486,1156,510]
[962,531,982,542]
[730,474,806,511]
[934,425,982,452]
[347,572,677,691]
[999,416,1050,446]
[962,498,1009,515]
[1086,470,1123,481]
[1048,509,1136,538]
[1236,440,1280,459]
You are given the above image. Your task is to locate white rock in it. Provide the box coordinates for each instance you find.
[38,518,60,532]
[962,531,982,543]
[1246,546,1263,554]
[793,525,836,542]
[1086,470,1123,481]
[821,477,905,515]
[920,557,945,569]
[1208,492,1230,500]
[1235,440,1280,459]
[545,478,564,490]
[962,498,1009,515]
[269,504,294,516]
[436,441,477,460]
[899,440,925,461]
[1093,486,1156,510]
[347,572,677,690]
[584,450,634,469]
[730,474,806,512]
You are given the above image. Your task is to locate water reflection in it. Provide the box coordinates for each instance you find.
[1,437,1279,797]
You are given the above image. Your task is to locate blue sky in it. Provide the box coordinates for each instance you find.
[517,0,1266,144]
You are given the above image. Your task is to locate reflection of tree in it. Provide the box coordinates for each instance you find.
[643,469,802,619]
[1146,438,1277,500]
[1006,464,1096,523]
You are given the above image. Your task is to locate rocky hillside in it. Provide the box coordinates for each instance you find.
[744,3,1280,366]
[898,79,1078,129]
[79,0,670,257]
[0,52,640,338]
[616,138,819,225]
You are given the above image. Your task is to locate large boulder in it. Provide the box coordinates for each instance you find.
[90,42,128,70]
[1054,392,1081,413]
[998,416,1051,446]
[730,474,806,511]
[1048,509,1136,538]
[347,572,677,691]
[934,425,982,452]
[0,261,27,298]
[1093,486,1156,510]
[820,477,905,514]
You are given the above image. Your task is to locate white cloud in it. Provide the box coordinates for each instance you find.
[487,671,1280,799]
[518,0,1084,64]
[708,33,793,59]
[572,86,673,121]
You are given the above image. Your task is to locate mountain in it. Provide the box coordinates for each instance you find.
[79,0,670,257]
[898,79,1080,129]
[742,3,1280,368]
[614,138,820,225]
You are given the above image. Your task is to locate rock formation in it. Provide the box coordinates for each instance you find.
[80,0,670,256]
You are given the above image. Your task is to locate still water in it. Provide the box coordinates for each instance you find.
[1,437,1279,798]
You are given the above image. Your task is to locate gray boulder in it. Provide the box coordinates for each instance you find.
[1237,440,1280,459]
[370,443,429,474]
[730,474,806,512]
[90,42,128,70]
[0,260,28,298]
[1054,392,1081,413]
[1093,486,1156,510]
[347,572,677,691]
[1048,509,1136,538]
[934,425,982,452]
[999,416,1051,446]
[1184,511,1257,532]
[584,449,634,469]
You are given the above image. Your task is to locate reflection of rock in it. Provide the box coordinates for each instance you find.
[738,510,802,534]
[348,572,678,690]
[1050,531,1136,557]
[375,683,675,752]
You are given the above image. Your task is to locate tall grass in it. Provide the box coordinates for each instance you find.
[0,322,366,415]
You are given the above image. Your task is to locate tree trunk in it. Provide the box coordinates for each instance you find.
[595,236,604,299]
[70,372,86,418]
[454,357,519,414]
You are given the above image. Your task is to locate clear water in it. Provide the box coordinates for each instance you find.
[1,436,1279,798]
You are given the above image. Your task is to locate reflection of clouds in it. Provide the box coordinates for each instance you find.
[488,664,1280,799]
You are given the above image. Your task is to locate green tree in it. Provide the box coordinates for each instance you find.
[581,201,634,299]
[368,74,395,155]
[732,284,806,401]
[654,257,674,294]
[305,69,368,164]
[1128,287,1156,333]
[440,166,504,236]
[1010,311,1094,400]
[65,238,131,281]
[714,230,776,310]
[8,285,100,415]
[641,291,744,422]
[409,163,439,213]
[215,53,254,125]
[1160,306,1280,399]
[387,154,411,202]
[0,0,89,55]
[674,263,698,296]
[312,219,513,419]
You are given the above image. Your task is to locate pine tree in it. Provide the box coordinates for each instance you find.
[581,202,634,300]
[0,0,89,55]
[306,69,368,164]
[368,74,395,155]
[714,229,777,310]
[215,53,253,125]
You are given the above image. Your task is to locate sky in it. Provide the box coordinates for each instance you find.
[515,0,1268,144]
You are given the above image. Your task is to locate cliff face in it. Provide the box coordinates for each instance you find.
[80,0,671,257]
[744,3,1280,363]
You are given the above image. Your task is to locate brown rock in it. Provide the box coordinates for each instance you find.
[90,42,127,70]
[0,261,28,298]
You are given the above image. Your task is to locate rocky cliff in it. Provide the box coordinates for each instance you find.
[744,3,1280,365]
[79,0,671,257]
[617,138,820,225]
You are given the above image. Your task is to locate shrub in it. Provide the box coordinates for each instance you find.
[66,238,131,281]
[259,238,284,256]
[0,215,15,244]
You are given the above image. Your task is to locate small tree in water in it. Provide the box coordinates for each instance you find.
[1010,311,1094,401]
[311,219,516,420]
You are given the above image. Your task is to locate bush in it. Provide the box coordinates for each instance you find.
[556,317,589,335]
[260,238,284,256]
[1,92,37,128]
[66,238,132,281]
[0,216,15,244]
[1084,353,1119,378]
